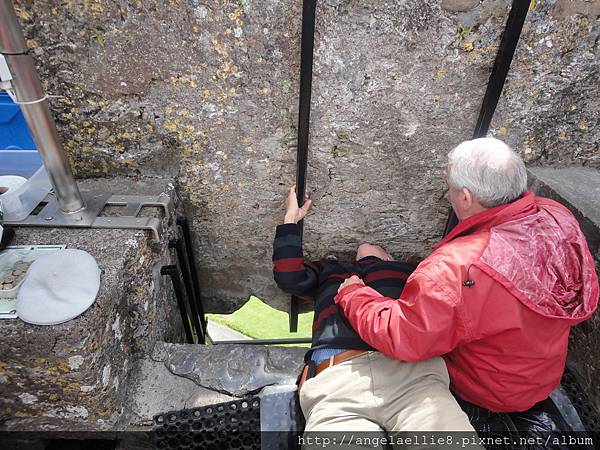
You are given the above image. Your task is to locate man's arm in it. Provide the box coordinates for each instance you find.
[334,271,471,361]
[273,223,319,297]
[272,186,318,297]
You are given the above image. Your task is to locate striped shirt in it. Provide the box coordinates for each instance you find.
[273,223,414,363]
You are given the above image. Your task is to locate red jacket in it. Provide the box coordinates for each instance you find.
[334,192,598,412]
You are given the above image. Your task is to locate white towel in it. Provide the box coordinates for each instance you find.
[16,249,101,325]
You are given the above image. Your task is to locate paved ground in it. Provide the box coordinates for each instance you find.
[207,320,250,342]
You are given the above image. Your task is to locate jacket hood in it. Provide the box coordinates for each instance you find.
[442,193,599,322]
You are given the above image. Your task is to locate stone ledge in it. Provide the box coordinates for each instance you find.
[151,342,306,397]
[529,167,600,257]
[126,350,233,428]
[528,167,600,414]
[0,176,183,432]
[122,342,306,445]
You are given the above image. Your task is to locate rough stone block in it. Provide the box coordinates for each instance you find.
[152,342,306,397]
[126,351,233,428]
[0,177,183,432]
[529,167,600,414]
[121,342,306,449]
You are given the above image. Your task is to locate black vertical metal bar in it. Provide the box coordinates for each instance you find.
[472,0,530,139]
[296,0,317,214]
[444,0,530,236]
[176,216,206,332]
[161,265,194,344]
[295,0,317,217]
[289,295,299,333]
[291,0,317,333]
[170,239,205,343]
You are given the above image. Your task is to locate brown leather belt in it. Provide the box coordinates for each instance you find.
[297,349,369,393]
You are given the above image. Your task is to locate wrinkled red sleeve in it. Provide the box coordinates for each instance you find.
[333,271,471,362]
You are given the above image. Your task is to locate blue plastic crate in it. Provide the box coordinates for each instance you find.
[0,92,43,177]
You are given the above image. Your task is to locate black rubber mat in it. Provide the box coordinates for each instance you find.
[560,367,600,433]
[152,368,600,450]
[153,397,261,450]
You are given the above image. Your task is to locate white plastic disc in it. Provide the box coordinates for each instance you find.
[16,249,101,325]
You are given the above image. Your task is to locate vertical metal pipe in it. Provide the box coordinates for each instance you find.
[0,2,28,54]
[0,1,85,214]
[295,0,317,229]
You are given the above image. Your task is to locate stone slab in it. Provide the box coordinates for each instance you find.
[529,167,600,256]
[153,342,306,397]
[0,176,183,432]
[529,167,600,414]
[126,354,233,428]
[207,320,251,342]
[116,342,306,449]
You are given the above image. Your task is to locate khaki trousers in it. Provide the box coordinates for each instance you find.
[299,352,482,449]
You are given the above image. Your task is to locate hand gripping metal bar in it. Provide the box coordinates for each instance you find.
[290,0,317,333]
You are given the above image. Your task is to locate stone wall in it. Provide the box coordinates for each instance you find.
[12,0,600,311]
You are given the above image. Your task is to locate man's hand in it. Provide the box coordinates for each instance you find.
[284,186,312,224]
[338,275,365,293]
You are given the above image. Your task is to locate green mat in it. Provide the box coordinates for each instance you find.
[207,296,313,346]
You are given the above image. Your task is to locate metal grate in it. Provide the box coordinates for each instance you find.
[560,367,600,433]
[153,397,261,450]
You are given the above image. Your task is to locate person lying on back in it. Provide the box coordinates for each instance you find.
[272,187,481,445]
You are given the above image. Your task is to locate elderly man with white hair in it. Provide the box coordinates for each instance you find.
[335,137,598,443]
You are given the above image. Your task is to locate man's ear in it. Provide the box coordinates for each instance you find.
[461,187,474,208]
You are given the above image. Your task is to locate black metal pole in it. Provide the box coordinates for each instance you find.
[176,216,206,331]
[444,0,529,236]
[289,295,299,333]
[472,0,530,139]
[161,265,194,344]
[170,239,206,343]
[295,0,317,215]
[291,0,317,333]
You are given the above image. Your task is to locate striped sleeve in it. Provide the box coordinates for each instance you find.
[272,224,319,298]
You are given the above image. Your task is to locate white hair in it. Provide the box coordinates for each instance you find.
[447,137,527,208]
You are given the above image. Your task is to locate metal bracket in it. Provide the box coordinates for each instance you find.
[4,191,172,242]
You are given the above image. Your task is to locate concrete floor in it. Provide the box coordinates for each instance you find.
[206,320,250,342]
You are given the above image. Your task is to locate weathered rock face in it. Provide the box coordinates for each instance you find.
[0,178,182,431]
[529,168,600,412]
[154,342,305,396]
[11,0,600,312]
